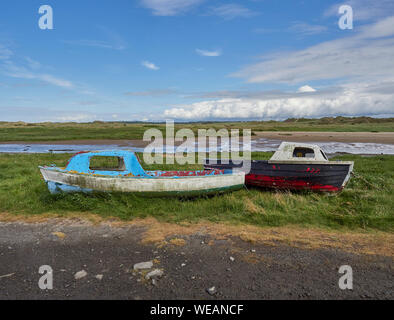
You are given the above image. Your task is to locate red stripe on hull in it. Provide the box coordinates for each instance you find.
[149,169,224,177]
[246,174,340,192]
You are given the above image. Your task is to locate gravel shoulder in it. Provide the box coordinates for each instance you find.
[0,219,392,300]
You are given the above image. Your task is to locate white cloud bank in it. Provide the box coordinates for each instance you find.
[164,84,394,120]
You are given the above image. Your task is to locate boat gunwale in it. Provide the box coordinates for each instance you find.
[38,166,244,180]
[267,160,354,165]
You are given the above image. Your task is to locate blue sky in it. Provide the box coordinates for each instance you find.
[1,0,394,122]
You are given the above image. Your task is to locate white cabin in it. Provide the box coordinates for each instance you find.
[269,142,329,162]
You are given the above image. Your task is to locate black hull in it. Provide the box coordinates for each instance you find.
[204,160,353,192]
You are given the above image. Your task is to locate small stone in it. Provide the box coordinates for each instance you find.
[74,270,87,280]
[251,249,256,253]
[133,261,153,271]
[52,232,66,239]
[145,269,164,280]
[181,263,186,267]
[207,286,217,295]
[229,256,235,262]
[95,274,103,280]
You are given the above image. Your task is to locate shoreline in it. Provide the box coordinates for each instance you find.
[254,131,394,144]
[0,132,393,146]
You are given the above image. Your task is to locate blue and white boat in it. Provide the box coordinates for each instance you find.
[39,151,245,196]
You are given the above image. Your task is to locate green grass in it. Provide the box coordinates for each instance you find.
[0,116,393,142]
[0,152,393,232]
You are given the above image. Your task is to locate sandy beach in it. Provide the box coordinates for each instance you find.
[253,131,394,144]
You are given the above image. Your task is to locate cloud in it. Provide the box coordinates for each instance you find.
[2,59,73,88]
[0,106,97,122]
[62,39,123,50]
[0,43,74,89]
[141,61,160,70]
[163,83,394,120]
[0,45,13,60]
[125,89,176,96]
[24,57,41,70]
[208,4,257,20]
[288,22,328,36]
[74,101,100,106]
[233,16,394,84]
[184,88,327,100]
[196,49,222,57]
[297,85,316,93]
[63,27,127,50]
[141,0,204,16]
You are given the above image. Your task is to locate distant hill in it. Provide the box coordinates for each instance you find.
[283,116,394,124]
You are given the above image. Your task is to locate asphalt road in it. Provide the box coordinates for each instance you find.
[0,220,392,300]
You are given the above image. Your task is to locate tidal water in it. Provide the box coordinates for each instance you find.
[0,139,393,155]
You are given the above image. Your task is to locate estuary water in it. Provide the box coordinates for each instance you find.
[1,138,393,155]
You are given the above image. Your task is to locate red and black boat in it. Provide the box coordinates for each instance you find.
[204,142,354,192]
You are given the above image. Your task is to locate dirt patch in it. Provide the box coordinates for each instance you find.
[0,212,392,257]
[168,238,187,246]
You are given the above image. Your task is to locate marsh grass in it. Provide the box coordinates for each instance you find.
[0,116,393,142]
[0,152,392,232]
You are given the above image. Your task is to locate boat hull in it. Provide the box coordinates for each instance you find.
[204,160,353,192]
[40,168,245,196]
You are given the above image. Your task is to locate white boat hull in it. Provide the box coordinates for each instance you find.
[40,168,245,195]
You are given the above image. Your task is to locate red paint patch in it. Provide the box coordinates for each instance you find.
[150,169,224,177]
[246,175,339,192]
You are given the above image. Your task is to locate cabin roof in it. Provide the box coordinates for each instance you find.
[269,142,328,162]
[65,150,147,176]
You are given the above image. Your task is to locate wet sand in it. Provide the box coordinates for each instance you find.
[253,131,394,144]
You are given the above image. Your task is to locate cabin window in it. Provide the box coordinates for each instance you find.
[89,156,126,171]
[293,147,315,158]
